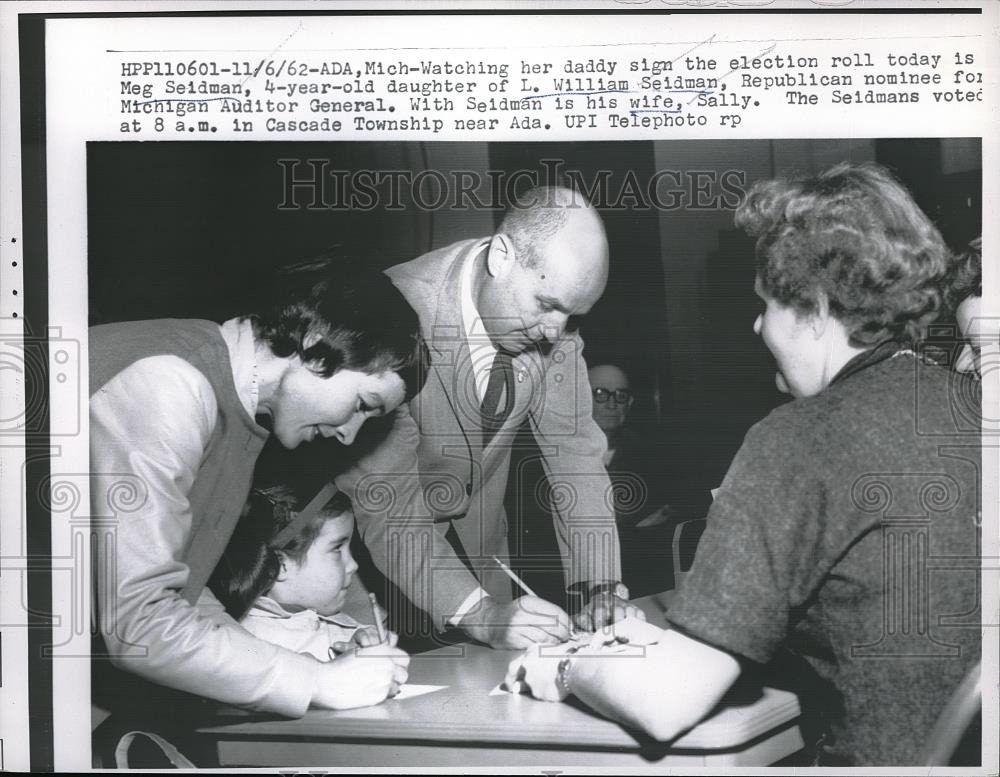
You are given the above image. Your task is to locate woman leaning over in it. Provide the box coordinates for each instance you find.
[507,162,982,766]
[91,263,425,718]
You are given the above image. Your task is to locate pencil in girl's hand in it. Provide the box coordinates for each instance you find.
[369,592,388,644]
[492,555,538,598]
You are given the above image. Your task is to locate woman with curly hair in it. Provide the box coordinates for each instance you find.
[505,163,981,766]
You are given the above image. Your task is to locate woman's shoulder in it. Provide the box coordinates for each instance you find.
[739,369,885,459]
[93,354,219,422]
[824,351,973,432]
[91,318,228,398]
[744,353,973,458]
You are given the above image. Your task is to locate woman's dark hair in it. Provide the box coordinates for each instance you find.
[208,485,352,620]
[246,260,428,401]
[735,162,951,347]
[947,236,982,310]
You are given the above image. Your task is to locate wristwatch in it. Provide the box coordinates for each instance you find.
[587,581,629,602]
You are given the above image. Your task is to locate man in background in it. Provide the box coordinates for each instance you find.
[588,362,678,594]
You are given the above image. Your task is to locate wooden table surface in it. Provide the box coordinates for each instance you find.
[197,591,803,768]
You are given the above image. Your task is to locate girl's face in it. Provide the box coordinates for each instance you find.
[270,511,358,617]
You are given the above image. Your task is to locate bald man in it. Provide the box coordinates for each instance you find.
[335,187,635,649]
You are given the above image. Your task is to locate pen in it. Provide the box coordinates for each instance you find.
[369,592,388,645]
[492,555,538,598]
[492,556,582,639]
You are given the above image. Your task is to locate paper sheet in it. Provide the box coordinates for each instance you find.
[489,681,520,696]
[392,684,446,701]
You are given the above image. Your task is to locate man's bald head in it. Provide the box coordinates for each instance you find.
[500,186,608,275]
[476,186,610,352]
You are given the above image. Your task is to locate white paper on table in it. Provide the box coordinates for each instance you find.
[392,683,446,700]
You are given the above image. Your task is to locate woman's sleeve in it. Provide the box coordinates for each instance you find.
[91,356,321,716]
[666,414,831,665]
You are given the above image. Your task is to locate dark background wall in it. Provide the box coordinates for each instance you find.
[88,137,981,492]
[88,138,981,603]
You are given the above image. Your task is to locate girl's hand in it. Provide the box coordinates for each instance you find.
[330,627,398,654]
[312,645,410,709]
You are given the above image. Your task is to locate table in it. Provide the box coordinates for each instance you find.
[197,592,803,768]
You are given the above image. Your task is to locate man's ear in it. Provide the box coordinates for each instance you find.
[486,233,516,279]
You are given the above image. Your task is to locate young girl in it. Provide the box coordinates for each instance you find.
[209,482,408,706]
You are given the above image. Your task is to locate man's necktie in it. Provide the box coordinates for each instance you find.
[480,348,515,445]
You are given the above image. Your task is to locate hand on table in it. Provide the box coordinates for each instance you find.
[504,617,667,703]
[311,643,409,710]
[460,596,572,649]
[588,615,667,648]
[572,592,646,633]
[503,644,570,703]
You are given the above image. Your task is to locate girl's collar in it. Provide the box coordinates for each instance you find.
[249,595,363,628]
